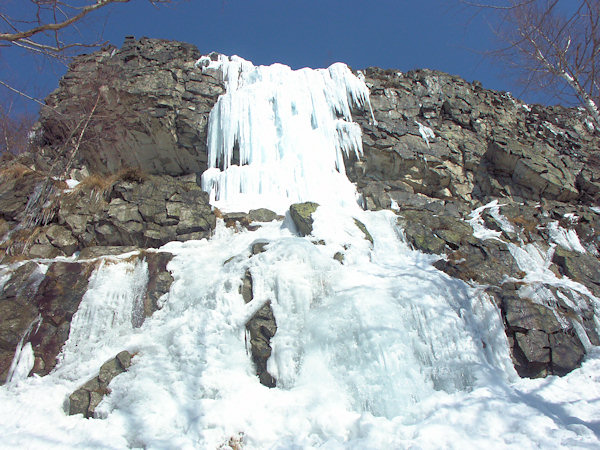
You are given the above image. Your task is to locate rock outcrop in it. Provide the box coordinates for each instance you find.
[349,68,599,208]
[1,37,599,385]
[398,198,600,377]
[0,171,215,262]
[33,37,224,178]
[343,67,600,377]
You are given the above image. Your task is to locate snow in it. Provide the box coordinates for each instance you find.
[2,55,600,449]
[416,120,435,148]
[7,341,35,384]
[467,200,504,240]
[2,215,600,448]
[65,179,80,189]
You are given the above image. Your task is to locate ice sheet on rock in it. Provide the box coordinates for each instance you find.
[1,215,600,448]
[468,200,504,240]
[57,258,149,381]
[200,55,372,213]
[547,221,586,253]
[416,120,435,148]
[7,341,35,384]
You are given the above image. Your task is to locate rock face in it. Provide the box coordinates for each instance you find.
[348,68,599,208]
[0,261,46,383]
[1,38,599,383]
[33,37,224,177]
[29,261,98,376]
[396,198,600,377]
[0,172,215,262]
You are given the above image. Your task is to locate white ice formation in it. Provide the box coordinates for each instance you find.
[200,55,373,213]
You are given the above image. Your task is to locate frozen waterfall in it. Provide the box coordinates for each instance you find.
[199,55,372,213]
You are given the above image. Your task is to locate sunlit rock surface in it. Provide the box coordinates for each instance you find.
[1,38,600,448]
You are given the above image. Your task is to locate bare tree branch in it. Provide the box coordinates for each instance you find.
[0,80,56,112]
[0,0,175,105]
[462,0,600,128]
[0,1,129,43]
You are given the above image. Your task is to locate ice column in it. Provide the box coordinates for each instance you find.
[199,55,373,213]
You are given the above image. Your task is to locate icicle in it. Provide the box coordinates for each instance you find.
[199,55,373,213]
[6,316,41,384]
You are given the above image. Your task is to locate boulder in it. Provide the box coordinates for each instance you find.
[69,351,133,418]
[289,202,319,236]
[248,208,282,223]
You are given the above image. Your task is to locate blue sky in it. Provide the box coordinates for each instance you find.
[1,0,554,115]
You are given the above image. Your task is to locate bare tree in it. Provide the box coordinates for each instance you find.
[0,0,173,103]
[463,0,600,128]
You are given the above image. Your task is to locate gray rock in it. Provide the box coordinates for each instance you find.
[503,296,563,334]
[37,38,222,177]
[140,251,174,320]
[251,241,269,255]
[333,252,345,264]
[29,261,98,376]
[248,208,281,222]
[45,225,79,255]
[353,219,373,244]
[239,267,277,387]
[69,351,133,418]
[0,262,45,383]
[552,248,600,297]
[514,330,550,364]
[550,332,586,376]
[78,246,139,259]
[289,202,319,236]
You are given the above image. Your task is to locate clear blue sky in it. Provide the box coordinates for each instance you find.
[0,0,556,115]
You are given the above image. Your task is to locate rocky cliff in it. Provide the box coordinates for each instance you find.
[1,37,599,391]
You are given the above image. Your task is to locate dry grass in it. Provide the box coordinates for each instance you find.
[0,163,34,180]
[509,215,538,233]
[115,167,147,183]
[0,226,43,260]
[77,174,114,192]
[71,166,148,199]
